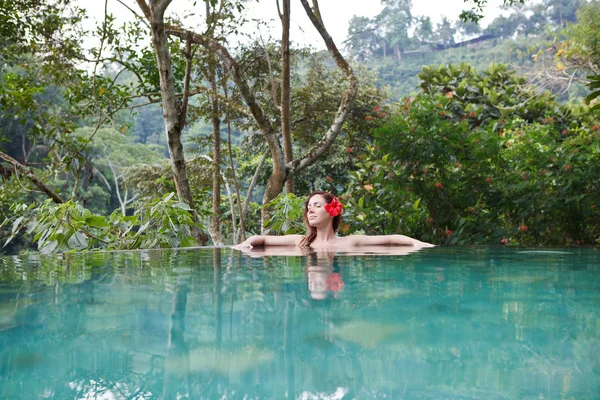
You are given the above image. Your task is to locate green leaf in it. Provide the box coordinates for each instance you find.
[85,216,110,228]
[68,231,88,250]
[40,240,58,254]
[179,236,197,248]
[11,216,24,234]
[173,202,191,210]
[26,220,38,235]
[584,89,600,105]
[138,221,150,234]
[164,192,175,202]
[3,234,16,248]
[413,198,421,211]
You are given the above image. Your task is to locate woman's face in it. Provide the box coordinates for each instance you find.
[306,194,332,228]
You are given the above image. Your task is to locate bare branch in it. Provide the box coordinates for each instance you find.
[560,69,578,95]
[258,30,281,110]
[310,0,323,23]
[116,0,150,28]
[73,113,109,157]
[134,0,151,20]
[126,86,252,116]
[92,0,111,100]
[179,33,194,128]
[12,165,43,195]
[93,167,112,191]
[150,0,173,18]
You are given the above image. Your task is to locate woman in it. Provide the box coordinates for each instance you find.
[234,190,433,250]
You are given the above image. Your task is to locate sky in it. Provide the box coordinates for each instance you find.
[81,0,507,50]
[244,0,506,48]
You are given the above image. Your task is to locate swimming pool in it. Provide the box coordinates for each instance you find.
[0,247,598,399]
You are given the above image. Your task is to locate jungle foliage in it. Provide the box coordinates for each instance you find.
[1,0,599,254]
[342,63,600,246]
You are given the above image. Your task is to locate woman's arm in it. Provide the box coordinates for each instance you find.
[233,234,304,249]
[347,234,434,248]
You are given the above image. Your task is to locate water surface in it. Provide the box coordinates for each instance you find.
[0,247,598,399]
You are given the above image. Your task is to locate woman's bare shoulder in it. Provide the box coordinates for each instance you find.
[332,235,362,247]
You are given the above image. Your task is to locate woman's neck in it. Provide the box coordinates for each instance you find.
[313,227,337,244]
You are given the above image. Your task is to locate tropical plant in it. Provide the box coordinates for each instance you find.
[2,193,202,253]
[262,193,306,235]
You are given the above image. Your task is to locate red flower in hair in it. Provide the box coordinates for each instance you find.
[324,197,343,217]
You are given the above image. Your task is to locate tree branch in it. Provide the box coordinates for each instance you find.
[134,0,152,21]
[116,0,150,28]
[165,25,285,177]
[223,80,246,242]
[241,148,269,240]
[0,151,64,204]
[258,30,281,110]
[179,33,194,128]
[288,0,358,175]
[125,86,252,116]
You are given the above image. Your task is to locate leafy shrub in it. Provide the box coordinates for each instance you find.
[1,193,202,253]
[263,193,306,235]
[344,64,600,245]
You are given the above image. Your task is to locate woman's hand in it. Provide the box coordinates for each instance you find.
[232,239,254,250]
[413,240,435,248]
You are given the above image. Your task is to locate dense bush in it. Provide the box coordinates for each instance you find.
[343,64,600,246]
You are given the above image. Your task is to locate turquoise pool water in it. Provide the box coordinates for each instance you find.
[0,247,598,399]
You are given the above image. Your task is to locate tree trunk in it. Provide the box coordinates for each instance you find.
[239,149,269,242]
[170,29,287,230]
[223,80,246,243]
[280,0,293,194]
[135,0,208,245]
[207,63,223,245]
[164,0,357,229]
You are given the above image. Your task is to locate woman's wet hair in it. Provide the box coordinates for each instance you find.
[299,190,341,247]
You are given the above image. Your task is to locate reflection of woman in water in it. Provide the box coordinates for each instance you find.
[306,249,344,300]
[234,190,433,250]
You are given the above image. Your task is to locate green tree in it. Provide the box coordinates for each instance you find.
[346,16,381,61]
[413,16,435,46]
[460,0,525,23]
[562,2,600,92]
[456,19,482,40]
[0,0,89,203]
[485,15,519,39]
[546,0,586,27]
[435,17,456,46]
[378,0,413,59]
